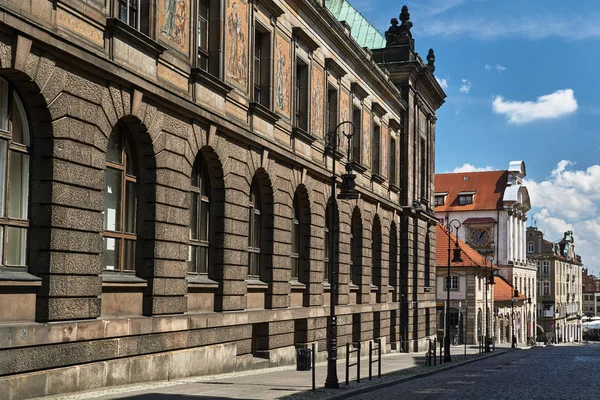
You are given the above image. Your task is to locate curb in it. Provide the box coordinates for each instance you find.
[322,350,510,400]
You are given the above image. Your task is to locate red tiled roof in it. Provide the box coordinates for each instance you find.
[436,225,500,270]
[494,276,526,302]
[434,171,508,212]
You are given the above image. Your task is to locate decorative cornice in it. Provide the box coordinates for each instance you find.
[371,101,386,117]
[252,0,285,17]
[388,117,402,131]
[292,27,319,52]
[325,57,346,79]
[351,82,368,100]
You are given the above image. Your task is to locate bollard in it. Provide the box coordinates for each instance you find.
[346,342,350,385]
[369,341,373,380]
[312,343,316,391]
[378,339,381,378]
[434,339,437,365]
[357,342,361,383]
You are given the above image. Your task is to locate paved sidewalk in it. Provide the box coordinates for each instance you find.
[46,344,524,400]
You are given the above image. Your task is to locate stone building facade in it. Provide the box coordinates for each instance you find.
[528,228,583,342]
[582,268,600,317]
[0,0,444,397]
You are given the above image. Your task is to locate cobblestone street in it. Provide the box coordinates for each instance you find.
[350,344,600,400]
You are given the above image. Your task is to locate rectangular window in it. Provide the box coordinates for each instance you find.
[458,195,473,205]
[198,0,209,71]
[434,196,445,206]
[389,136,396,186]
[352,106,362,163]
[420,138,426,198]
[371,124,380,175]
[536,261,540,273]
[543,281,550,296]
[118,0,148,34]
[324,225,329,282]
[291,214,299,280]
[446,276,458,291]
[254,27,271,108]
[294,60,309,131]
[327,86,338,135]
[543,261,550,275]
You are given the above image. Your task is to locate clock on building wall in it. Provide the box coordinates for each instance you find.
[471,228,491,247]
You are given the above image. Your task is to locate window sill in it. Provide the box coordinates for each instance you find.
[389,183,401,194]
[0,268,42,287]
[102,272,148,287]
[187,274,218,289]
[372,173,386,184]
[249,102,280,124]
[191,68,232,96]
[349,283,359,291]
[323,281,331,290]
[292,126,317,144]
[247,278,268,289]
[290,280,306,289]
[105,18,166,57]
[424,286,433,293]
[349,161,368,174]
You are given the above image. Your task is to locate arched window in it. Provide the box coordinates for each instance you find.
[527,241,534,253]
[188,155,210,274]
[372,217,381,289]
[291,193,300,280]
[248,179,261,277]
[0,78,30,267]
[351,208,362,286]
[103,124,137,271]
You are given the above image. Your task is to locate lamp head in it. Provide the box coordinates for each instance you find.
[337,173,358,200]
[451,245,463,263]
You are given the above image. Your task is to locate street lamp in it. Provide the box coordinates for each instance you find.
[324,121,357,389]
[445,219,463,363]
[484,255,495,353]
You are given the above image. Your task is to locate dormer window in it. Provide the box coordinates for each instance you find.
[458,191,475,205]
[435,195,445,206]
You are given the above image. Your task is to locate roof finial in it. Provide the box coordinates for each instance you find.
[427,48,435,72]
[399,5,413,38]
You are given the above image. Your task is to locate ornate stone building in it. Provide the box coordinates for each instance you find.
[582,268,600,317]
[528,228,583,342]
[0,0,444,397]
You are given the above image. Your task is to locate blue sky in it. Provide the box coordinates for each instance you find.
[351,0,600,274]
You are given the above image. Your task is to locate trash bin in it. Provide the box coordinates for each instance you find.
[296,348,311,371]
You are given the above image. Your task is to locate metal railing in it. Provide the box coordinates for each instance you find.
[369,339,382,380]
[345,342,361,385]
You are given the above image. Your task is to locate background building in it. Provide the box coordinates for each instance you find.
[582,268,600,317]
[494,276,527,345]
[0,1,444,397]
[528,228,583,342]
[435,225,496,345]
[434,161,536,344]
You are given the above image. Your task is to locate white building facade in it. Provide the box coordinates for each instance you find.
[435,161,537,343]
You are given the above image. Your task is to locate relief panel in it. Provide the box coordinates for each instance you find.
[381,123,389,179]
[362,108,371,168]
[225,0,249,91]
[311,65,324,137]
[339,89,350,154]
[275,33,291,118]
[158,0,190,54]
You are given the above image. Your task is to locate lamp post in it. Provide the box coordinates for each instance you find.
[484,255,495,353]
[445,219,462,363]
[511,289,518,348]
[324,121,357,389]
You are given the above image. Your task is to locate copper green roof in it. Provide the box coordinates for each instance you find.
[325,0,387,49]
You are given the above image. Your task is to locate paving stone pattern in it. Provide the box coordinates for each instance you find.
[350,344,600,400]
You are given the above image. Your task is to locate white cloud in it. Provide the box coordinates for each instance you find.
[459,79,472,93]
[485,64,506,73]
[527,160,600,275]
[485,64,492,71]
[451,163,494,173]
[436,77,449,89]
[492,89,578,124]
[496,64,506,71]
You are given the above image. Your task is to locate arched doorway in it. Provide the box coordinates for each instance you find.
[440,308,464,344]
